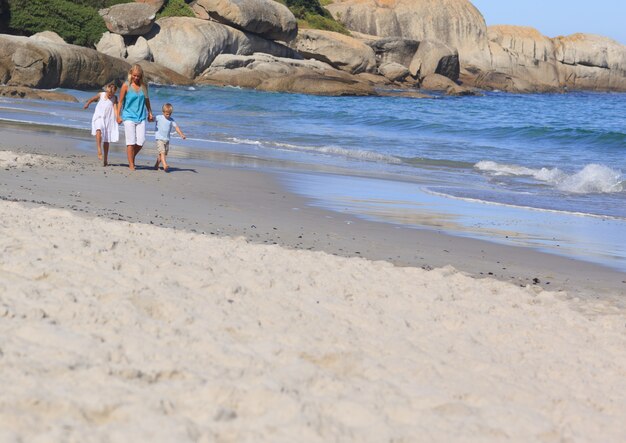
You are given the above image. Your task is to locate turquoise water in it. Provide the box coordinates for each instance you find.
[1,86,625,269]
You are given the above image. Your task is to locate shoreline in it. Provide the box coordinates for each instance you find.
[1,122,624,301]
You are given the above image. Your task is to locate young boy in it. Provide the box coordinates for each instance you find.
[154,103,186,171]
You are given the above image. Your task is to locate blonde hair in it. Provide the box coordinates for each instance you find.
[162,103,173,113]
[127,64,148,97]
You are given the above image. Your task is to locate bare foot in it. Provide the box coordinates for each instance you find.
[97,152,103,160]
[154,160,160,170]
[129,165,135,171]
[163,165,169,172]
[103,160,108,167]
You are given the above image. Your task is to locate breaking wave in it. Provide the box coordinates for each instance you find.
[475,161,624,194]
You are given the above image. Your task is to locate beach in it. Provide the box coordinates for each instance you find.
[1,123,625,441]
[1,123,625,299]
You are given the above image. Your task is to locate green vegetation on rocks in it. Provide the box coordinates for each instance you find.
[2,0,122,46]
[71,0,132,6]
[279,0,349,35]
[157,0,195,19]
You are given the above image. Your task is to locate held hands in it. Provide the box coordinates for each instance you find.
[148,112,154,122]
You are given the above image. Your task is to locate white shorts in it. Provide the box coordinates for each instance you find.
[123,120,146,146]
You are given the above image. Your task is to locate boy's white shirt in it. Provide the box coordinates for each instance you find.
[155,114,178,141]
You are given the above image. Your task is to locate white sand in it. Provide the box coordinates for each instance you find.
[0,199,625,443]
[0,150,63,169]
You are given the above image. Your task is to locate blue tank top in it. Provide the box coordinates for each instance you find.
[121,84,147,123]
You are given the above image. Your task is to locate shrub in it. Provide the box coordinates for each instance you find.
[285,0,329,18]
[69,1,132,7]
[282,0,349,35]
[299,13,349,35]
[6,0,108,47]
[157,0,195,18]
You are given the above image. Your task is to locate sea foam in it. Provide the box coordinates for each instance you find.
[475,161,623,194]
[227,137,402,164]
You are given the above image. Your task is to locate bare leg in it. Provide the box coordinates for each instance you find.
[154,155,160,170]
[95,130,102,160]
[132,144,142,165]
[103,142,109,167]
[127,145,135,170]
[160,152,169,171]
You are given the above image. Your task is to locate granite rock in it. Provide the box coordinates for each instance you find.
[144,17,298,78]
[292,29,377,74]
[99,3,157,36]
[192,0,297,42]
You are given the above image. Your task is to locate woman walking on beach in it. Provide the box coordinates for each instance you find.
[117,64,153,170]
[84,83,118,167]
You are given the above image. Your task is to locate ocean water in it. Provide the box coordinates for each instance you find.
[1,86,625,269]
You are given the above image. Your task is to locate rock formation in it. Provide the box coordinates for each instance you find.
[29,31,66,45]
[0,34,129,89]
[99,3,157,36]
[292,29,377,74]
[192,0,298,42]
[420,73,477,96]
[197,53,376,95]
[144,17,298,78]
[136,60,194,86]
[326,0,490,68]
[409,40,459,80]
[462,26,626,92]
[2,0,625,95]
[378,62,410,82]
[96,32,127,59]
[326,0,626,93]
[366,38,419,68]
[0,85,78,102]
[126,36,152,64]
[554,33,626,91]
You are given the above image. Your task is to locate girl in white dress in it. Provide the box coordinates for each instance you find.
[84,83,119,166]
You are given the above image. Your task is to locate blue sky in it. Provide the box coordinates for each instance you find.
[470,1,626,45]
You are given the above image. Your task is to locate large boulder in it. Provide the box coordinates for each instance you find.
[464,27,626,92]
[99,3,157,36]
[198,53,376,96]
[378,62,410,82]
[553,33,626,91]
[366,37,419,68]
[0,34,130,89]
[0,86,78,102]
[126,36,153,63]
[292,29,376,74]
[486,26,560,91]
[144,17,298,78]
[192,0,297,42]
[136,60,194,86]
[326,0,490,68]
[420,73,477,95]
[29,31,66,45]
[96,32,127,59]
[466,70,537,93]
[409,40,459,80]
